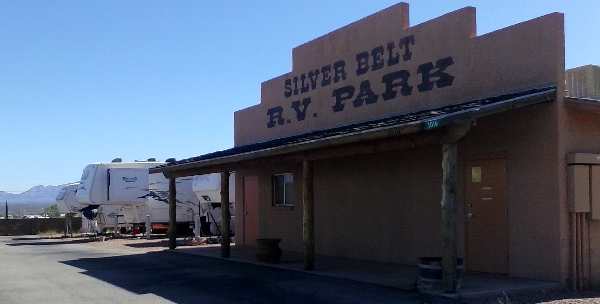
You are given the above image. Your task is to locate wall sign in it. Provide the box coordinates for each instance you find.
[234,4,563,146]
[266,35,455,128]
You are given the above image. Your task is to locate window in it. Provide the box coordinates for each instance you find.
[272,173,296,207]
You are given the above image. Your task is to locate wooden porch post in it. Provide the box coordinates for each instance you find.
[221,171,231,258]
[302,159,315,270]
[441,142,458,292]
[441,122,471,293]
[168,176,177,250]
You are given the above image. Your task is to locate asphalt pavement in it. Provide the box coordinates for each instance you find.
[0,236,421,304]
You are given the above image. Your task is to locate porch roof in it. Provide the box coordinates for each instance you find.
[150,85,556,176]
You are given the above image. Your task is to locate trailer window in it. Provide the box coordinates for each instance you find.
[272,173,295,207]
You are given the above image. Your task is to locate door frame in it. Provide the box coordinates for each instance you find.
[242,175,259,246]
[463,157,510,274]
[241,175,247,246]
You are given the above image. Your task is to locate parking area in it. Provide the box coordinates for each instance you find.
[0,236,421,304]
[4,236,600,304]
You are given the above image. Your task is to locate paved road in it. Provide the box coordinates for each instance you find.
[0,236,421,304]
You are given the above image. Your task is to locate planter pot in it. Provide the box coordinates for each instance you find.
[417,257,464,292]
[256,238,282,263]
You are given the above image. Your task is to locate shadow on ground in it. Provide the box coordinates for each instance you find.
[11,237,50,241]
[63,251,600,304]
[6,238,96,246]
[61,250,421,304]
[124,240,169,248]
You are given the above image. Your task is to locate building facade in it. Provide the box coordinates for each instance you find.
[153,3,600,290]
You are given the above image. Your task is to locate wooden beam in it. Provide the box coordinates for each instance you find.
[164,130,446,179]
[440,122,470,293]
[306,131,444,162]
[302,159,315,270]
[168,177,177,250]
[221,171,231,258]
[441,142,458,292]
[168,166,231,179]
[153,122,423,175]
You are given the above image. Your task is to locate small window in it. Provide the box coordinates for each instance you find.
[272,173,296,207]
[471,166,482,183]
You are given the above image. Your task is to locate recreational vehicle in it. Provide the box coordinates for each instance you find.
[76,160,196,234]
[56,182,84,213]
[192,173,235,235]
[55,182,96,233]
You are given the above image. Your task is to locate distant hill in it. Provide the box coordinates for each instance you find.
[0,185,67,216]
[0,185,64,204]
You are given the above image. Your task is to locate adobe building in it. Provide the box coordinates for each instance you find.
[152,3,600,291]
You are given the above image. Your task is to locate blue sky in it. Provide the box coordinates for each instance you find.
[0,1,597,192]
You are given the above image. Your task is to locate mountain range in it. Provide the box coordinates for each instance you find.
[0,185,65,204]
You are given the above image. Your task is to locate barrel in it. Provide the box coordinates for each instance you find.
[256,238,282,263]
[417,257,464,292]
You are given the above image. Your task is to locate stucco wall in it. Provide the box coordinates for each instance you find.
[313,146,443,264]
[236,100,562,282]
[462,102,561,281]
[562,106,600,287]
[238,145,443,262]
[244,164,303,252]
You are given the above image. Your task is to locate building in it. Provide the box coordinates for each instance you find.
[566,65,600,100]
[151,3,600,291]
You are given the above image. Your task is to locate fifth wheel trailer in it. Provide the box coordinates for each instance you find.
[75,160,196,234]
[56,182,95,233]
[56,181,135,233]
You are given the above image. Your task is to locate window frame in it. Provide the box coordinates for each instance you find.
[271,172,296,207]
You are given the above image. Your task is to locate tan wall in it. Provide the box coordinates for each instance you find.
[236,100,563,282]
[238,145,443,262]
[258,162,304,252]
[234,172,245,244]
[462,102,562,281]
[561,106,600,287]
[313,146,443,264]
[236,164,305,252]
